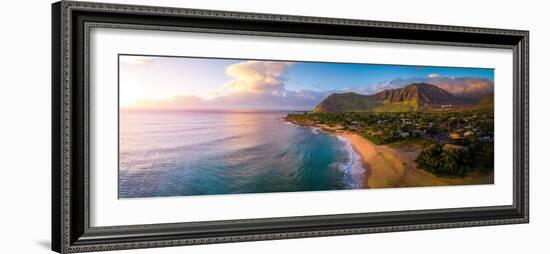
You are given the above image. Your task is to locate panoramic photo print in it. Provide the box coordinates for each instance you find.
[118,54,495,198]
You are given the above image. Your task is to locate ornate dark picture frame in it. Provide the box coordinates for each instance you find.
[52,1,529,253]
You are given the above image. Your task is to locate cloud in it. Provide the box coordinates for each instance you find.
[431,77,494,97]
[125,58,493,111]
[130,74,493,110]
[120,56,154,65]
[359,76,494,98]
[343,80,403,95]
[223,61,293,92]
[129,60,327,110]
[130,89,328,111]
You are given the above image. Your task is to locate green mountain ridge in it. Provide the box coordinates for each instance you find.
[313,92,383,112]
[314,83,484,112]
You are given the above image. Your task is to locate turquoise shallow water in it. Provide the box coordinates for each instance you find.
[119,110,364,198]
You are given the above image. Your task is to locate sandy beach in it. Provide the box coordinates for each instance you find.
[285,122,493,188]
[339,132,493,188]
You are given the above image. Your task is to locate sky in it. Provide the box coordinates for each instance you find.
[119,55,494,110]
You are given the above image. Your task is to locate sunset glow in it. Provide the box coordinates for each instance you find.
[119,54,495,198]
[119,55,494,110]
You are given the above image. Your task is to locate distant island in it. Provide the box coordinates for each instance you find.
[285,83,494,189]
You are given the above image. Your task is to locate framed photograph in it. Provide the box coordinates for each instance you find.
[52,1,529,253]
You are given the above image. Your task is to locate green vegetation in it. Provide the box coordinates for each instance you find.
[372,100,420,112]
[314,92,382,112]
[285,108,494,177]
[415,142,493,177]
[314,83,470,113]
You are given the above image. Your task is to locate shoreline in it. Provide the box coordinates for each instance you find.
[288,121,493,188]
[339,132,406,188]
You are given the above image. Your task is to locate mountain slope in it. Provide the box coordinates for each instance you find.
[314,92,382,112]
[315,83,474,112]
[369,83,463,105]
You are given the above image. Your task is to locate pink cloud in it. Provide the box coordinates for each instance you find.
[364,76,494,98]
[432,77,494,97]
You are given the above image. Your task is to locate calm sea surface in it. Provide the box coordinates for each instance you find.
[119,110,364,198]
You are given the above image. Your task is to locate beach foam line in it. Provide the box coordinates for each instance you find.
[285,122,366,188]
[336,135,365,189]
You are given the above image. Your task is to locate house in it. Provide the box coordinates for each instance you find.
[398,132,410,138]
[479,136,492,142]
[449,133,461,139]
[348,125,360,131]
[336,124,346,130]
[464,131,474,137]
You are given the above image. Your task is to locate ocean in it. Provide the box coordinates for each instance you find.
[119,109,364,198]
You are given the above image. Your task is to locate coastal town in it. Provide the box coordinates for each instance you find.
[286,109,493,145]
[285,108,494,178]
